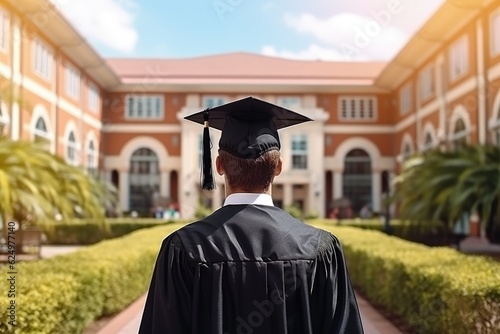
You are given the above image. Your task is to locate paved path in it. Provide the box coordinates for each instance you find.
[95,293,402,334]
[459,236,500,253]
[41,245,83,258]
[42,246,403,333]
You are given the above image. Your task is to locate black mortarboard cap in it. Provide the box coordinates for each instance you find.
[184,96,312,190]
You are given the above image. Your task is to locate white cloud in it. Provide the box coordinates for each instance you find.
[262,44,354,61]
[279,12,408,61]
[330,0,445,35]
[54,0,139,53]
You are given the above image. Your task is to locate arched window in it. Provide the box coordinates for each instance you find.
[342,149,372,214]
[492,106,500,145]
[66,131,78,165]
[451,118,468,150]
[129,148,160,215]
[401,142,412,161]
[422,132,434,151]
[0,104,8,135]
[34,117,50,149]
[87,140,97,176]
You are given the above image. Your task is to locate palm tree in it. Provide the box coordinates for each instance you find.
[393,144,500,244]
[0,136,117,233]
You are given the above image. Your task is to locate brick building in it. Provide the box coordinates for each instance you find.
[1,0,499,219]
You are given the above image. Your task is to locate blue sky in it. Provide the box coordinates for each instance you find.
[53,0,445,61]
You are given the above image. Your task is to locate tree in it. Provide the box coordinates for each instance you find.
[0,136,117,233]
[393,144,500,244]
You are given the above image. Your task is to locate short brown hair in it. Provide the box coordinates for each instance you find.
[218,149,280,192]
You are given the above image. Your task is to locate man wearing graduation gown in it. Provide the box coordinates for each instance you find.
[139,97,364,334]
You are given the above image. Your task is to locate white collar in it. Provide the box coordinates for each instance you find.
[223,193,274,207]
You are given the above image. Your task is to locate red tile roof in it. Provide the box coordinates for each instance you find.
[106,52,387,86]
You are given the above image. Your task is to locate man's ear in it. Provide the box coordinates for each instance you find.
[216,155,224,176]
[274,157,282,176]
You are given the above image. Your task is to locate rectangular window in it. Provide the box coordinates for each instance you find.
[291,134,308,170]
[277,96,301,109]
[33,39,52,79]
[88,83,100,111]
[338,96,377,120]
[399,84,412,114]
[420,66,435,101]
[491,9,500,56]
[0,7,9,51]
[449,35,469,81]
[203,96,226,108]
[65,65,80,99]
[125,95,164,119]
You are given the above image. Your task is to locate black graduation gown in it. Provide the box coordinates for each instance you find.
[139,205,364,334]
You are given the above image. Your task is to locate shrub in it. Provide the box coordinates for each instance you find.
[41,218,186,245]
[0,223,184,334]
[3,221,498,334]
[194,202,213,220]
[311,223,500,334]
[311,218,465,247]
[284,205,302,218]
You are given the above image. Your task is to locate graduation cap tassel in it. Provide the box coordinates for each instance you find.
[201,109,216,190]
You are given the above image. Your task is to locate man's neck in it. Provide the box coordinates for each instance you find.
[225,188,271,197]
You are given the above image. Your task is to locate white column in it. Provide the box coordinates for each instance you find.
[415,82,422,150]
[311,178,324,218]
[119,170,129,212]
[11,16,22,140]
[283,183,293,208]
[11,104,20,140]
[436,55,447,146]
[476,19,487,144]
[160,169,170,199]
[372,171,382,212]
[333,170,342,199]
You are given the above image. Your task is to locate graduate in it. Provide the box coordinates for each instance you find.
[139,97,364,334]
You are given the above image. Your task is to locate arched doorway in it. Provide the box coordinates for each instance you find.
[129,148,160,215]
[325,171,333,217]
[111,170,119,188]
[342,149,372,215]
[170,171,178,203]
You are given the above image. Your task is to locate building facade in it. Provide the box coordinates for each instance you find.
[1,0,500,219]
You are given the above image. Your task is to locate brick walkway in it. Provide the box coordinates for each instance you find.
[94,293,402,334]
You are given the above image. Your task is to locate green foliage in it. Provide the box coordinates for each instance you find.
[310,218,462,246]
[194,201,213,219]
[0,137,119,232]
[312,223,500,334]
[304,211,319,219]
[4,220,498,334]
[0,223,185,334]
[41,218,186,244]
[392,145,500,240]
[284,205,302,218]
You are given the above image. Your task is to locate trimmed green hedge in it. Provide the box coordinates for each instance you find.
[0,223,184,334]
[41,218,187,245]
[312,223,500,334]
[2,221,499,333]
[318,218,466,246]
